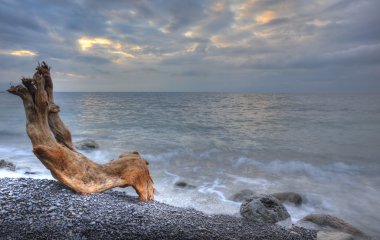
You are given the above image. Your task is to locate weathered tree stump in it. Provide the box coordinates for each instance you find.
[8,62,154,201]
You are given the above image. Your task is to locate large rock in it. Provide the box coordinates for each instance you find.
[271,192,303,206]
[317,231,354,240]
[230,189,255,202]
[0,159,16,171]
[231,190,303,206]
[75,139,99,150]
[301,213,371,239]
[240,194,290,224]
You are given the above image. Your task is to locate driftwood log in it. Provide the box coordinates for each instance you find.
[7,62,154,201]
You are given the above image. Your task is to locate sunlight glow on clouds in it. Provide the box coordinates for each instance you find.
[0,50,37,56]
[54,71,85,80]
[111,50,135,59]
[77,36,136,63]
[78,37,114,51]
[0,0,379,92]
[255,11,276,24]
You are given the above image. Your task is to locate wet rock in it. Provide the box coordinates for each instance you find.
[271,192,303,206]
[174,181,197,189]
[119,151,140,158]
[230,189,255,202]
[240,194,290,224]
[24,171,39,175]
[75,139,99,150]
[317,231,354,240]
[0,159,16,171]
[301,213,370,239]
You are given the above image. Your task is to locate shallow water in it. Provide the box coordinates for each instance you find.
[0,92,379,237]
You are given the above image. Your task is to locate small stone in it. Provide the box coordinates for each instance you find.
[290,231,300,236]
[48,206,57,212]
[25,171,42,175]
[174,181,197,189]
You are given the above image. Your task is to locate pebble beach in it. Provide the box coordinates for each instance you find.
[0,178,316,240]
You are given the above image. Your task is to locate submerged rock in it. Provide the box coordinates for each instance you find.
[300,213,371,239]
[75,139,99,150]
[174,181,197,189]
[271,192,303,206]
[240,194,290,224]
[230,189,255,202]
[24,171,40,175]
[0,160,16,171]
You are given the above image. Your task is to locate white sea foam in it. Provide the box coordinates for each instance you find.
[79,150,114,164]
[153,177,241,215]
[231,156,356,180]
[163,170,181,184]
[223,172,271,187]
[142,151,180,162]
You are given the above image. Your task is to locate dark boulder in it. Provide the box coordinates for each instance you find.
[271,192,303,206]
[0,159,16,171]
[240,194,290,224]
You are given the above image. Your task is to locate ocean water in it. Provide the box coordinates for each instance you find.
[0,92,379,237]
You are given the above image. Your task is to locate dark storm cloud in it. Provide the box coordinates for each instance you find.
[0,0,379,92]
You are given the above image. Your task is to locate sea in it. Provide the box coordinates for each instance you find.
[0,92,379,237]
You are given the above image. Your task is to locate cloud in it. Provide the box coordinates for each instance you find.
[78,37,114,51]
[0,0,379,92]
[0,49,37,57]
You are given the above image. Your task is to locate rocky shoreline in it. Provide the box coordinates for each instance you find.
[0,178,316,240]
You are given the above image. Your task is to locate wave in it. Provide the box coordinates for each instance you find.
[232,156,356,179]
[142,151,181,162]
[0,146,34,159]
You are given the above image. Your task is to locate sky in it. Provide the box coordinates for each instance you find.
[0,0,379,92]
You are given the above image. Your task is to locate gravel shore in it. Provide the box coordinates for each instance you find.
[0,178,316,239]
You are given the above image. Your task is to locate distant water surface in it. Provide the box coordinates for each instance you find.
[0,92,379,237]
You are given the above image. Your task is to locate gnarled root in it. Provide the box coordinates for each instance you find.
[8,62,154,201]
